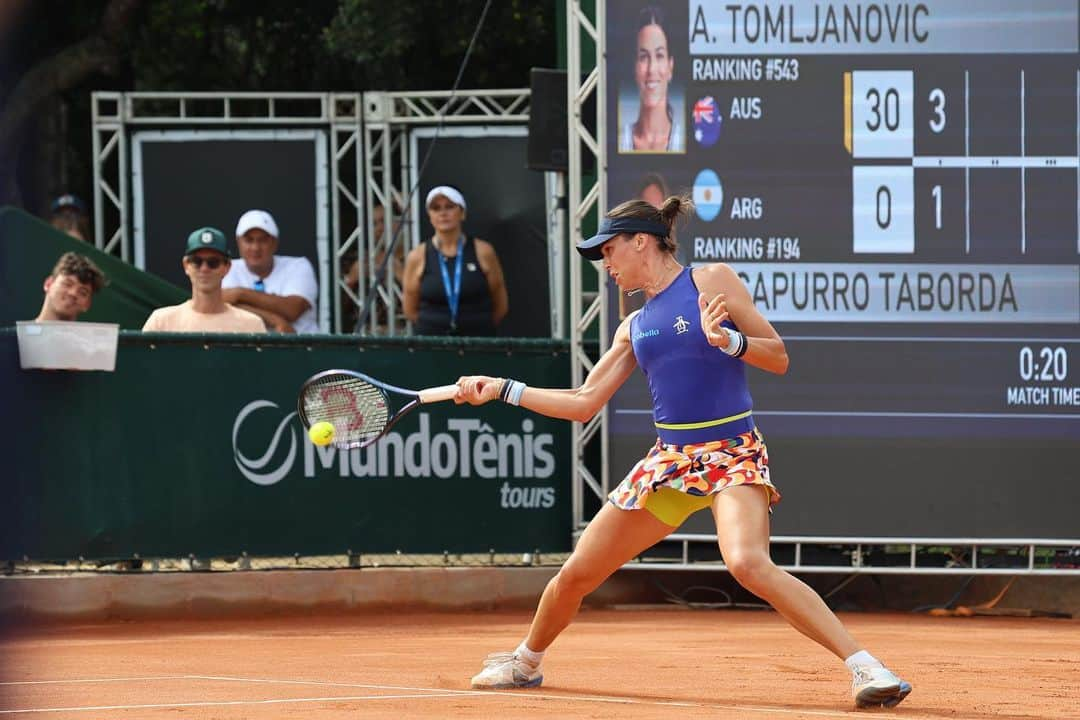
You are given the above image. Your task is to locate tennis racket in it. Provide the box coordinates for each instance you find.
[297,370,459,449]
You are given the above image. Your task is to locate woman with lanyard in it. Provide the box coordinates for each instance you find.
[403,185,508,335]
[453,195,912,709]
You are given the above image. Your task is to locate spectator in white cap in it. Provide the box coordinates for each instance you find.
[402,185,508,336]
[221,209,319,333]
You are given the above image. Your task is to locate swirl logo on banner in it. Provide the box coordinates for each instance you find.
[232,400,298,486]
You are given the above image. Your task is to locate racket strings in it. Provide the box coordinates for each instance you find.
[303,375,390,444]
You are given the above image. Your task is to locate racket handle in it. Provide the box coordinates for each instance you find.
[418,384,459,404]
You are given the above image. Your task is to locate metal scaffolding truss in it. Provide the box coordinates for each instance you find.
[376,89,530,126]
[567,1,608,532]
[329,95,365,334]
[627,535,1080,576]
[91,91,353,272]
[91,89,529,334]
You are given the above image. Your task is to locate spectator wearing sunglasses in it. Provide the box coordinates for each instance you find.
[142,227,264,333]
[221,209,319,333]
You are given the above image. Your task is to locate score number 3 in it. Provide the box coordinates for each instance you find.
[928,87,946,133]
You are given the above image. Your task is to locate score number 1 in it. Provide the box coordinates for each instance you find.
[850,71,914,253]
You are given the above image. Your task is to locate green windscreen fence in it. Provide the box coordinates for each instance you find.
[1,331,572,561]
[0,206,187,329]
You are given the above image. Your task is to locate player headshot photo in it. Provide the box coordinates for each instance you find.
[617,4,686,154]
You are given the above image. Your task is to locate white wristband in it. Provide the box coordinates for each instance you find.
[510,381,527,406]
[501,380,526,406]
[719,327,744,357]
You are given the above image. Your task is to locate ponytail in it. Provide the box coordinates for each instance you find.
[606,194,693,254]
[657,195,693,253]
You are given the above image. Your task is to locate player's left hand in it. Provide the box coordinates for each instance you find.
[455,375,502,405]
[698,292,731,349]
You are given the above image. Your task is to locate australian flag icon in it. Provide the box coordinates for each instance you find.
[693,96,722,147]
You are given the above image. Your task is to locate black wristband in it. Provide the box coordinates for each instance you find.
[734,332,749,358]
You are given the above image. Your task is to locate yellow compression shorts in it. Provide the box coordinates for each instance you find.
[643,486,715,527]
[642,485,774,527]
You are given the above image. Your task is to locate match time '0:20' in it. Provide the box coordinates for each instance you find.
[1018,346,1068,383]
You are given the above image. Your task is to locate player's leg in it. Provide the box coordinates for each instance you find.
[526,500,675,650]
[711,485,911,708]
[712,485,858,655]
[471,502,673,689]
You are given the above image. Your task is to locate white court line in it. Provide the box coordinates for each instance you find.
[188,674,475,695]
[0,693,470,715]
[0,676,187,686]
[0,674,906,718]
[0,675,470,696]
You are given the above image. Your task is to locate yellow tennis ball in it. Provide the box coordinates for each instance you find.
[308,421,336,447]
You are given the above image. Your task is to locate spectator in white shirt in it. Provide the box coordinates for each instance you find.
[221,209,319,333]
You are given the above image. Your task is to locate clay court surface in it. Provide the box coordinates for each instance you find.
[1,609,1077,719]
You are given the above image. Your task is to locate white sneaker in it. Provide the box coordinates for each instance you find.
[852,665,912,708]
[470,651,543,689]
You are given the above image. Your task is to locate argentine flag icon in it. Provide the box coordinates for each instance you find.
[693,169,723,222]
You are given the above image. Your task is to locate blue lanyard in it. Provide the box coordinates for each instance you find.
[436,236,465,329]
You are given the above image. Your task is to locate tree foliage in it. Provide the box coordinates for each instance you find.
[1,0,555,212]
[324,0,554,90]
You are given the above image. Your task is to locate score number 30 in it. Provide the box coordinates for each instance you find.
[864,86,944,134]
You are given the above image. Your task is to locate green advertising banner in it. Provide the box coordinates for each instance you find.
[1,331,572,560]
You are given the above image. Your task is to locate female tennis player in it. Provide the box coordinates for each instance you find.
[454,195,912,709]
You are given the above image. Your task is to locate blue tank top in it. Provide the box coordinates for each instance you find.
[629,267,755,445]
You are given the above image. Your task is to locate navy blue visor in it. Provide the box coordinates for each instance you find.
[576,217,669,261]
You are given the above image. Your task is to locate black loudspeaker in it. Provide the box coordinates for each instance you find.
[527,68,568,172]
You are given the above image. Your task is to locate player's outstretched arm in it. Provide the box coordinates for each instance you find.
[455,315,638,423]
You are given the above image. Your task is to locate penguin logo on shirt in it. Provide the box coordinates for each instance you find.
[673,315,691,335]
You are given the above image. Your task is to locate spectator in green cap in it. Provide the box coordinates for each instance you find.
[142,227,265,333]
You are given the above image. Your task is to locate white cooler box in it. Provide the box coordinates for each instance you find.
[16,321,119,371]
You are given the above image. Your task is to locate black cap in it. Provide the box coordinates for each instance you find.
[575,217,670,261]
[51,194,86,213]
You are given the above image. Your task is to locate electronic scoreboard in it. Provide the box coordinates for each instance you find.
[604,1,1079,537]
